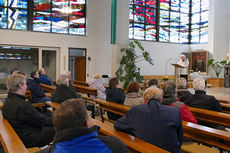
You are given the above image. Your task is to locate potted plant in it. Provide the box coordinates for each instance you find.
[115,40,153,89]
[207,59,226,78]
[207,59,226,87]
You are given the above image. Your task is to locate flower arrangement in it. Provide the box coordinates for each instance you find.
[162,76,169,81]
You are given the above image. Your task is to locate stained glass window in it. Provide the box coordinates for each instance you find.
[0,0,86,35]
[129,0,157,41]
[129,0,209,44]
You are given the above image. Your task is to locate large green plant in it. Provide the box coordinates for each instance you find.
[207,59,226,78]
[116,40,153,89]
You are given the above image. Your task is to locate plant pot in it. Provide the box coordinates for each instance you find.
[206,78,224,87]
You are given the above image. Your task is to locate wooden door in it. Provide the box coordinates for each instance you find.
[74,57,86,82]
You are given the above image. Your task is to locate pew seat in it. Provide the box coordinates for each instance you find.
[182,142,219,153]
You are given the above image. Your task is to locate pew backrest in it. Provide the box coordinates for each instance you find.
[0,111,28,153]
[72,84,97,97]
[40,83,55,93]
[72,80,89,87]
[188,106,230,128]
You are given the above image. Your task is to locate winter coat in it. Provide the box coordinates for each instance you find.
[39,75,52,86]
[89,78,106,99]
[27,77,46,102]
[124,92,144,107]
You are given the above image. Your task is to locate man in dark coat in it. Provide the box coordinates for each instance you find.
[38,98,129,153]
[184,77,221,112]
[27,71,50,103]
[114,87,183,153]
[106,77,125,121]
[51,74,81,103]
[184,77,223,129]
[2,74,55,148]
[39,68,52,86]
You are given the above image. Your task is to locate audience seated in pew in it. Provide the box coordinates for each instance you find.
[124,82,144,107]
[38,98,129,153]
[89,73,106,99]
[106,77,126,121]
[176,78,191,102]
[184,77,224,129]
[38,68,52,86]
[3,74,55,148]
[114,86,183,153]
[27,71,51,103]
[51,74,81,104]
[162,81,197,124]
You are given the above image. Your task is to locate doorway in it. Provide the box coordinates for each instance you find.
[69,48,86,82]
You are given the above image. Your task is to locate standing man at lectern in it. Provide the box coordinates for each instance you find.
[177,54,189,80]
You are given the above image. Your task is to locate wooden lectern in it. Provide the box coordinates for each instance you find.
[171,64,185,82]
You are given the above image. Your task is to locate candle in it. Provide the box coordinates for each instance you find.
[227,53,230,64]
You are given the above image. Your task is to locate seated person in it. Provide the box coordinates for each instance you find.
[38,98,129,153]
[176,78,191,101]
[51,74,81,103]
[184,77,221,112]
[2,74,55,148]
[148,79,158,87]
[39,68,52,86]
[162,81,197,124]
[27,71,50,103]
[114,87,183,153]
[89,73,106,99]
[124,82,144,107]
[106,77,125,121]
[184,77,223,129]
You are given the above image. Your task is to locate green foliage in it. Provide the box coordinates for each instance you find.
[116,40,153,89]
[208,59,227,78]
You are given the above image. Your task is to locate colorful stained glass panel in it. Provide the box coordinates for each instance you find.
[160,0,169,10]
[129,23,134,39]
[129,5,134,22]
[191,29,199,43]
[192,0,200,13]
[146,7,156,25]
[145,25,156,41]
[69,15,85,35]
[201,0,209,11]
[8,0,27,9]
[52,12,68,34]
[33,11,51,32]
[146,0,156,8]
[0,0,7,7]
[171,0,179,12]
[159,26,169,42]
[180,32,188,43]
[0,7,7,28]
[160,10,169,25]
[200,27,208,43]
[34,0,51,11]
[134,5,145,23]
[170,27,179,43]
[181,0,189,13]
[133,23,144,40]
[134,0,144,6]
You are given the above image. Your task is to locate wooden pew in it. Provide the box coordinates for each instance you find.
[221,103,230,114]
[72,84,97,97]
[25,90,45,108]
[0,111,29,153]
[72,80,89,87]
[83,98,230,152]
[40,83,55,93]
[187,106,230,128]
[93,119,168,153]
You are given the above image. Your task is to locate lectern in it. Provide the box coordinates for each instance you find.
[171,64,184,82]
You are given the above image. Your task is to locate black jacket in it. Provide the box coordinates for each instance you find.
[114,99,183,153]
[2,93,53,147]
[51,84,81,103]
[27,77,46,102]
[184,90,222,112]
[177,89,191,102]
[37,126,129,153]
[106,88,126,121]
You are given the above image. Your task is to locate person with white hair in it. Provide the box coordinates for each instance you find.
[177,54,189,80]
[51,74,81,103]
[184,77,221,112]
[114,86,183,153]
[88,73,106,99]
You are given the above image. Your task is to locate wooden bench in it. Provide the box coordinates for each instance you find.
[0,111,29,153]
[72,80,89,87]
[40,83,56,93]
[221,103,230,114]
[187,106,230,128]
[93,119,168,153]
[25,90,46,109]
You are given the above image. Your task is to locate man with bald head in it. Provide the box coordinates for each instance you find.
[177,54,189,80]
[114,87,183,153]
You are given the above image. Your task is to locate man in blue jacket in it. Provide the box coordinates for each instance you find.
[38,98,129,153]
[39,68,52,86]
[114,87,183,153]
